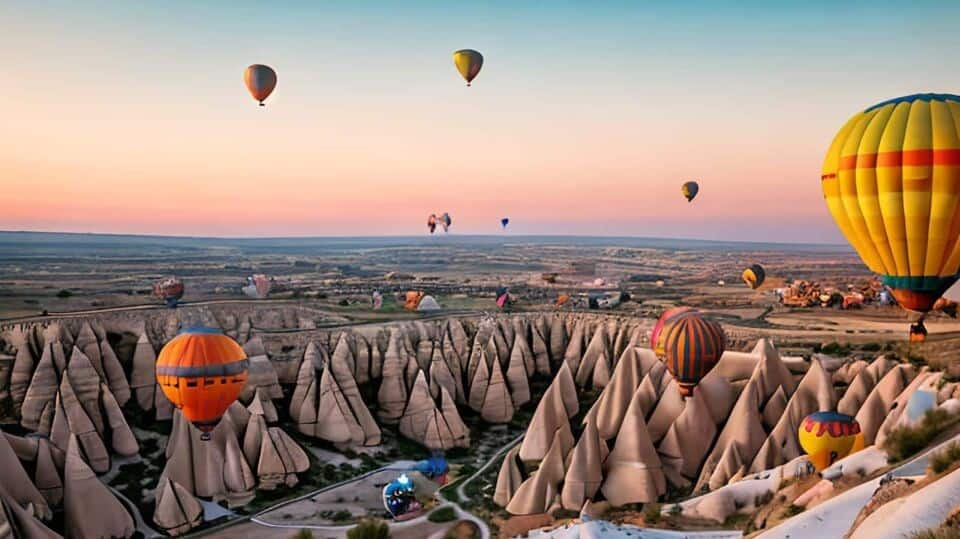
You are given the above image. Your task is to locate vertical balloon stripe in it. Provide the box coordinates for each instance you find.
[925,101,960,276]
[856,105,897,274]
[839,110,887,272]
[903,101,933,276]
[940,100,960,273]
[878,102,912,276]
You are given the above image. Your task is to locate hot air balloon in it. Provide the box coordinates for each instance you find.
[453,49,483,86]
[242,274,272,299]
[742,264,766,289]
[822,94,960,331]
[658,312,725,397]
[501,218,509,229]
[153,277,184,308]
[243,64,277,106]
[496,286,510,309]
[404,290,424,311]
[681,181,699,202]
[382,474,422,520]
[413,457,449,484]
[651,306,696,357]
[427,214,438,234]
[909,320,928,342]
[798,411,861,471]
[156,327,248,440]
[440,213,452,233]
[555,293,570,307]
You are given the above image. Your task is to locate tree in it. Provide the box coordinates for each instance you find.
[347,519,390,539]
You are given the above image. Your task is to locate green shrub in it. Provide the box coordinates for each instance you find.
[331,510,353,523]
[783,504,805,518]
[289,531,314,539]
[428,506,457,523]
[56,289,73,298]
[884,408,959,463]
[644,503,661,523]
[347,519,390,539]
[929,442,960,474]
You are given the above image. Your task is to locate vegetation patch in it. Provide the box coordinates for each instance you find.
[910,528,960,539]
[428,506,457,523]
[782,504,805,518]
[929,442,960,474]
[884,409,960,463]
[347,519,390,539]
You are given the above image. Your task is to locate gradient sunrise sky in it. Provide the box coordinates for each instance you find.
[2,1,958,242]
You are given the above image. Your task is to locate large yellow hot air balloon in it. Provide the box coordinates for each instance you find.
[453,49,483,86]
[244,64,277,106]
[822,94,960,317]
[798,411,861,471]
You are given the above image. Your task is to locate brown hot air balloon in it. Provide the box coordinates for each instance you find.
[658,312,726,397]
[243,64,277,106]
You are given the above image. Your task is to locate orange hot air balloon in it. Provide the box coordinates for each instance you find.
[404,291,424,311]
[244,64,277,106]
[156,327,248,440]
[651,306,695,356]
[659,312,725,397]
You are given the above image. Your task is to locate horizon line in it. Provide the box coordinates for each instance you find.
[0,229,850,248]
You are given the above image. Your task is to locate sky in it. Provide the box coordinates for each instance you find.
[2,1,959,242]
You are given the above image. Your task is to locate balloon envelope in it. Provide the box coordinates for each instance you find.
[501,218,509,228]
[822,93,960,313]
[427,214,437,234]
[651,306,695,356]
[156,327,248,437]
[153,277,184,307]
[659,312,725,397]
[453,49,483,85]
[798,411,861,471]
[242,274,271,299]
[742,264,766,289]
[681,181,699,202]
[243,64,277,105]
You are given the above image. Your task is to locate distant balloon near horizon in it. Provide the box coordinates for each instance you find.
[501,217,509,229]
[453,49,483,86]
[822,93,960,317]
[742,264,766,289]
[440,212,452,233]
[243,64,277,106]
[681,181,699,202]
[153,276,184,308]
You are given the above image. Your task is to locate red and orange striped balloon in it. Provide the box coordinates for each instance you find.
[651,306,696,357]
[659,312,726,397]
[156,327,248,439]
